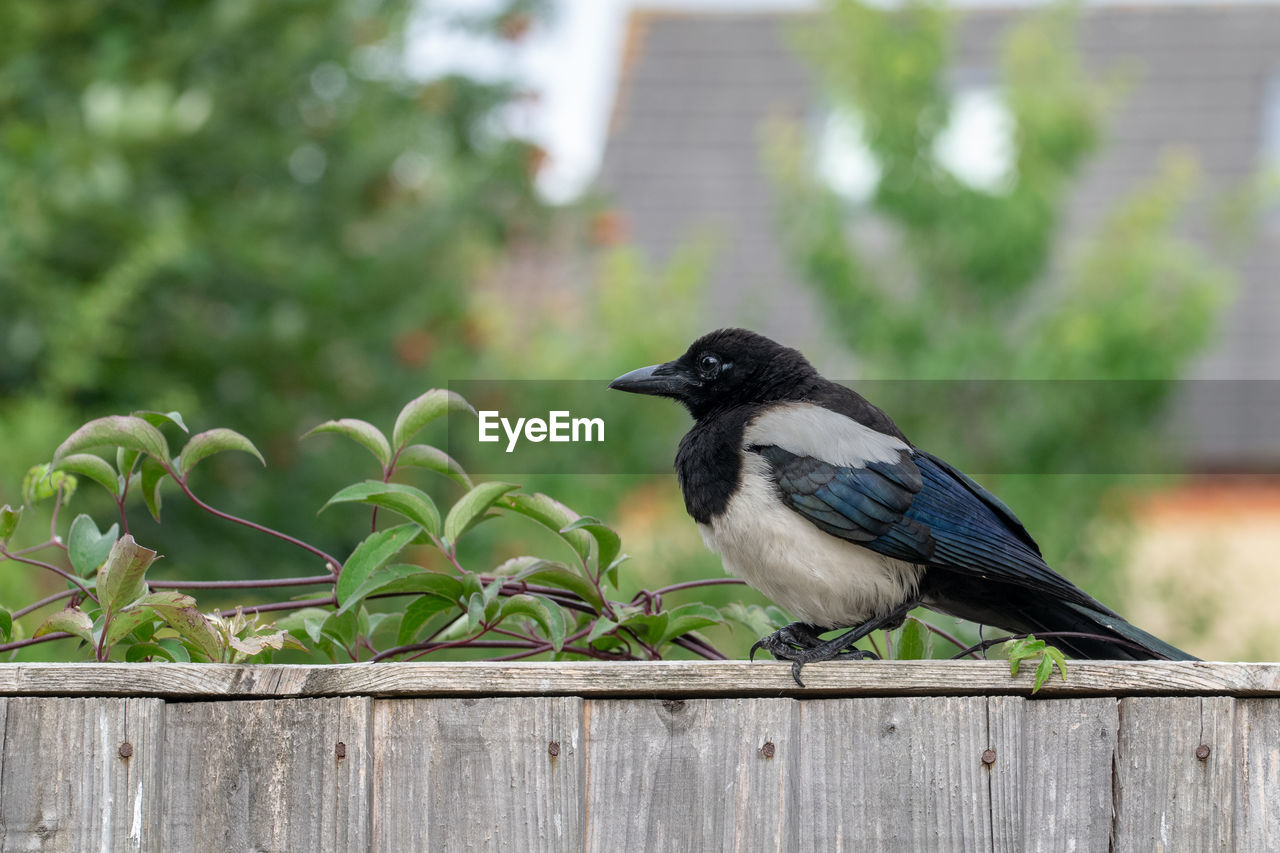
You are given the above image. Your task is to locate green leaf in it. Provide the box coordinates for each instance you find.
[35,607,93,644]
[721,602,787,637]
[587,617,618,645]
[97,534,158,614]
[0,609,11,643]
[125,642,176,662]
[157,637,191,663]
[302,419,391,468]
[140,455,169,522]
[619,610,668,646]
[495,594,565,651]
[360,568,463,601]
[0,505,21,541]
[392,389,476,450]
[657,603,723,647]
[116,447,141,479]
[133,410,189,433]
[67,514,119,577]
[603,554,628,589]
[52,415,170,467]
[499,493,593,565]
[397,594,458,646]
[395,443,473,489]
[178,428,266,477]
[465,591,485,633]
[559,516,622,575]
[519,565,605,611]
[105,606,158,646]
[443,482,519,546]
[52,454,121,498]
[1033,655,1054,693]
[323,481,441,538]
[335,523,420,607]
[153,606,221,661]
[896,617,932,661]
[1032,647,1069,694]
[22,464,76,505]
[128,590,198,610]
[540,596,567,652]
[482,575,504,605]
[333,561,436,617]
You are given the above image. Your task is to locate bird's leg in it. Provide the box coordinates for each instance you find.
[754,599,921,687]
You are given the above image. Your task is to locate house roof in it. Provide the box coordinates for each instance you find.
[598,5,1280,465]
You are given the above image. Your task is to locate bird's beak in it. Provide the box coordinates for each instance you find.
[608,362,696,398]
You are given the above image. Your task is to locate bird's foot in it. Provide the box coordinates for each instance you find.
[751,623,879,688]
[749,622,827,661]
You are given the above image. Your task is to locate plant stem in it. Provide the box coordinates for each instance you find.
[151,574,335,590]
[13,589,77,619]
[215,596,335,617]
[0,632,73,653]
[652,578,748,595]
[173,476,341,570]
[950,631,1160,660]
[0,549,98,604]
[920,621,981,659]
[672,634,726,660]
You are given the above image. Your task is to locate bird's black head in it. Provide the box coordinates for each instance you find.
[608,328,819,419]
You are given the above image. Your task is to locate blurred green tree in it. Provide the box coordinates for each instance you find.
[768,0,1231,627]
[0,0,549,588]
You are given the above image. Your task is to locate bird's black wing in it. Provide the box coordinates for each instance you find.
[755,445,1107,612]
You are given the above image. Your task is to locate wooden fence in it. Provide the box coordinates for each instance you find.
[0,660,1276,851]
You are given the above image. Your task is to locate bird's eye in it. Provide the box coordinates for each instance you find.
[697,353,721,377]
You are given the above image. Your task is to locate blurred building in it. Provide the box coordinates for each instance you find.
[593,3,1280,658]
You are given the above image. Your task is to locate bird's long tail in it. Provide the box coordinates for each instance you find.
[1007,596,1197,661]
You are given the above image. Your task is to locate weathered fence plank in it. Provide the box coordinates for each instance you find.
[991,697,1119,853]
[583,697,794,852]
[0,697,163,853]
[0,664,1272,851]
[796,697,992,851]
[1236,697,1280,850]
[1112,697,1236,851]
[0,661,1277,698]
[160,697,372,852]
[372,697,583,852]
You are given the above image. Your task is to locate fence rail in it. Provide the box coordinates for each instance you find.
[0,661,1275,851]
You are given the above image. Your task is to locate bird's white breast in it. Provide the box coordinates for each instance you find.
[699,436,924,629]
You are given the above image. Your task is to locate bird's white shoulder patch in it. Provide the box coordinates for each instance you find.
[700,453,923,628]
[742,402,907,468]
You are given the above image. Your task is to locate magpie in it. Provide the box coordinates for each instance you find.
[610,328,1194,684]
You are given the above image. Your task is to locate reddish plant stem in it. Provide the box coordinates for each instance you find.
[920,621,981,659]
[0,550,97,604]
[11,539,58,557]
[215,596,335,617]
[651,578,748,596]
[13,589,77,619]
[950,630,1157,660]
[173,476,341,570]
[672,634,727,660]
[151,574,335,590]
[0,632,73,653]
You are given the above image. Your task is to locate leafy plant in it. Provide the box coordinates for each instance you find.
[0,391,785,664]
[1005,635,1069,693]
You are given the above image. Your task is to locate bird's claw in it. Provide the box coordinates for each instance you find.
[749,622,826,661]
[751,623,879,687]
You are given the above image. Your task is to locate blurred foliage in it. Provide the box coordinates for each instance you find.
[768,1,1231,623]
[0,0,549,594]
